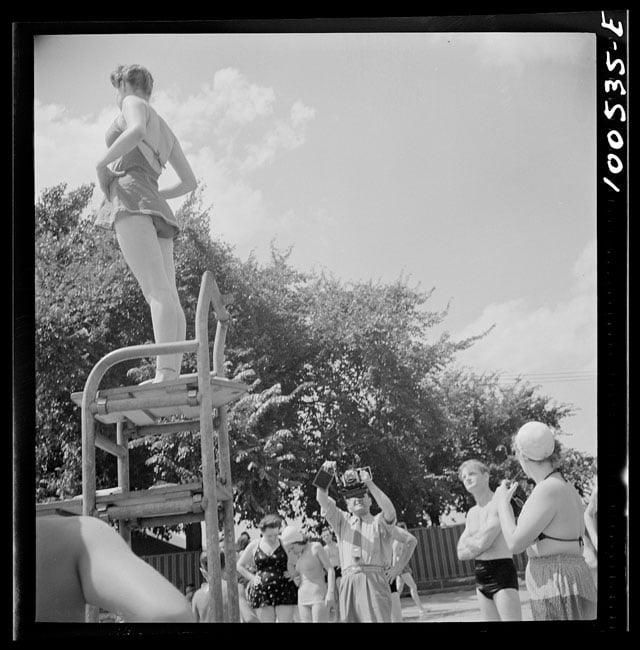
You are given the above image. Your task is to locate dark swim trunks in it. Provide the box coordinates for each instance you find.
[474,558,519,599]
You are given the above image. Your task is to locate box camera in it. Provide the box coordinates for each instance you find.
[339,466,372,499]
[505,478,527,519]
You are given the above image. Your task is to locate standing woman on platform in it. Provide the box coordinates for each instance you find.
[236,514,298,622]
[94,64,197,384]
[494,422,597,621]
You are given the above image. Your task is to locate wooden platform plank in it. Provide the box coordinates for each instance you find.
[71,373,246,404]
[71,373,248,425]
[36,480,232,518]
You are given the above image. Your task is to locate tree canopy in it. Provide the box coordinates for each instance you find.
[35,183,596,530]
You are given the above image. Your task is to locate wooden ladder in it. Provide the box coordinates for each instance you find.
[63,270,246,622]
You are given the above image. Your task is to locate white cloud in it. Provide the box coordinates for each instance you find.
[454,239,597,376]
[35,68,317,253]
[453,240,597,453]
[34,100,115,203]
[241,101,316,173]
[464,33,594,73]
[191,145,268,243]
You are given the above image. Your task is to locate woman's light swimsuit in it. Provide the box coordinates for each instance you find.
[94,110,179,239]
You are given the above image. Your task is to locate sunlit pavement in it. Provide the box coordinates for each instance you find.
[400,579,533,622]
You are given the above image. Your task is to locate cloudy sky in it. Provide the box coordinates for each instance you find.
[34,25,597,455]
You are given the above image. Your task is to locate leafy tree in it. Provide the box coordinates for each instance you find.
[34,183,596,534]
[425,370,595,523]
[34,184,309,524]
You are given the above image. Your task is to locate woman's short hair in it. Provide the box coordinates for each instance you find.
[458,459,490,480]
[110,64,154,97]
[258,513,282,531]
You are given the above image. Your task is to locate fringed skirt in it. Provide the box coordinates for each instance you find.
[526,554,597,621]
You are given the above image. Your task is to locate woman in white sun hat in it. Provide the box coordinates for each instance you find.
[494,421,597,620]
[281,525,336,623]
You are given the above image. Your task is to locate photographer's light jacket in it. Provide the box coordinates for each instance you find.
[321,497,396,573]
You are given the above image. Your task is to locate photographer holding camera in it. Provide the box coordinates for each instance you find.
[314,461,413,622]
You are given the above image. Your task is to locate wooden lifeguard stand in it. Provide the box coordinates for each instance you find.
[37,271,247,622]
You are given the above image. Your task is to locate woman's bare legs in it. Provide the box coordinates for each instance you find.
[311,602,329,622]
[158,235,186,376]
[255,606,276,622]
[298,603,313,623]
[275,604,296,622]
[399,573,425,613]
[115,215,185,382]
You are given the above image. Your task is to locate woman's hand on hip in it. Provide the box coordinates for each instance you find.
[96,164,124,198]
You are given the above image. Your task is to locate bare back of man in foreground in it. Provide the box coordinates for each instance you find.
[36,515,193,622]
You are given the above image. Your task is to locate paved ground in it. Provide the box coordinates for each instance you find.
[400,578,533,622]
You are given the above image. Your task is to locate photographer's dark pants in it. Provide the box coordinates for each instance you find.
[340,565,392,623]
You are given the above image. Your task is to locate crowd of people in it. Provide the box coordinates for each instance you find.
[36,417,597,625]
[195,421,597,624]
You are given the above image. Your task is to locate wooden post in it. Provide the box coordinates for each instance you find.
[219,405,240,622]
[196,271,225,622]
[79,339,196,623]
[73,271,242,623]
[81,383,99,621]
[116,421,132,546]
[213,318,240,622]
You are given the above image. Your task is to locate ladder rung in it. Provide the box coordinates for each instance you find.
[127,419,201,439]
[36,481,233,518]
[71,375,249,426]
[134,512,206,529]
[92,389,199,415]
[106,495,204,521]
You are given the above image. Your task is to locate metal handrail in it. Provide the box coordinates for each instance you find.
[80,270,240,622]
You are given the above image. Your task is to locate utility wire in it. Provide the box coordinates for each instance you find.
[497,371,596,384]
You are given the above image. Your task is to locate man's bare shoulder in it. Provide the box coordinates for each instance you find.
[192,586,209,606]
[466,504,481,519]
[37,515,108,548]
